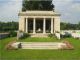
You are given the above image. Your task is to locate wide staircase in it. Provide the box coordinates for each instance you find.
[31,33,48,37]
[12,42,68,49]
[21,42,61,49]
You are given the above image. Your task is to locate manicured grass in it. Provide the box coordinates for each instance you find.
[18,37,59,42]
[0,37,80,60]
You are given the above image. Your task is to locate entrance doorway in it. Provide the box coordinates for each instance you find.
[28,18,33,33]
[46,18,51,33]
[36,18,43,33]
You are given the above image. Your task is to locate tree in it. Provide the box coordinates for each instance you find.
[60,22,67,30]
[60,22,80,30]
[0,21,18,32]
[78,22,80,29]
[22,0,54,11]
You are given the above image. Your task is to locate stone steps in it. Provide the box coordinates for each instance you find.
[31,34,48,37]
[22,43,59,49]
[13,42,66,49]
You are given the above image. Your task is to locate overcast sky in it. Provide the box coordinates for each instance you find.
[0,0,80,24]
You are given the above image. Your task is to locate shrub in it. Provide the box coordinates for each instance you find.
[60,32,72,38]
[18,43,22,48]
[64,32,71,37]
[22,33,30,38]
[48,34,54,37]
[9,31,17,37]
[18,32,30,39]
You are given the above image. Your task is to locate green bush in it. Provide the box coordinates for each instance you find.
[48,34,54,37]
[19,33,30,39]
[23,33,30,38]
[60,32,72,38]
[9,31,17,37]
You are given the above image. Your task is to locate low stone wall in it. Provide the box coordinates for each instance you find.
[0,33,9,39]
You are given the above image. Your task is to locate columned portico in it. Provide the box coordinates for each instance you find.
[19,11,60,35]
[25,18,57,34]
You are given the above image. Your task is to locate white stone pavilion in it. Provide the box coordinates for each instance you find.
[19,11,60,37]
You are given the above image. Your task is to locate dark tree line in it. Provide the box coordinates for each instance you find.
[22,0,54,11]
[60,22,80,30]
[0,21,80,32]
[0,21,18,32]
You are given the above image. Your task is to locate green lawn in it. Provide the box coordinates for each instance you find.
[0,37,80,60]
[18,37,59,42]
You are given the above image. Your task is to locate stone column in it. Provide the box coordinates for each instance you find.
[33,18,36,34]
[54,19,55,33]
[24,18,26,32]
[51,18,53,34]
[26,18,28,33]
[54,17,60,39]
[19,17,26,32]
[43,18,46,34]
[54,17,60,33]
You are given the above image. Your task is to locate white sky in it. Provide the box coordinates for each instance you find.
[0,0,80,24]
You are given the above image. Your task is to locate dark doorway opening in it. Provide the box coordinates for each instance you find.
[28,18,33,33]
[36,18,43,33]
[46,18,51,33]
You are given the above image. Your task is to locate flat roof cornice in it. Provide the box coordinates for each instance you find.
[18,11,61,16]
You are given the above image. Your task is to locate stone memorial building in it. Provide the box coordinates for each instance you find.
[18,1,60,37]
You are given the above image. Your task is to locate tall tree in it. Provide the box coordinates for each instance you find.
[22,0,54,11]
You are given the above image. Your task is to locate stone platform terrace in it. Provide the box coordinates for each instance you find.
[12,42,67,49]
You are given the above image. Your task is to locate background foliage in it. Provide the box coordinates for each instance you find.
[0,21,18,32]
[0,21,80,32]
[22,0,54,11]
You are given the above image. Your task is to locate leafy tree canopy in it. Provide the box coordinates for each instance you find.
[22,0,54,11]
